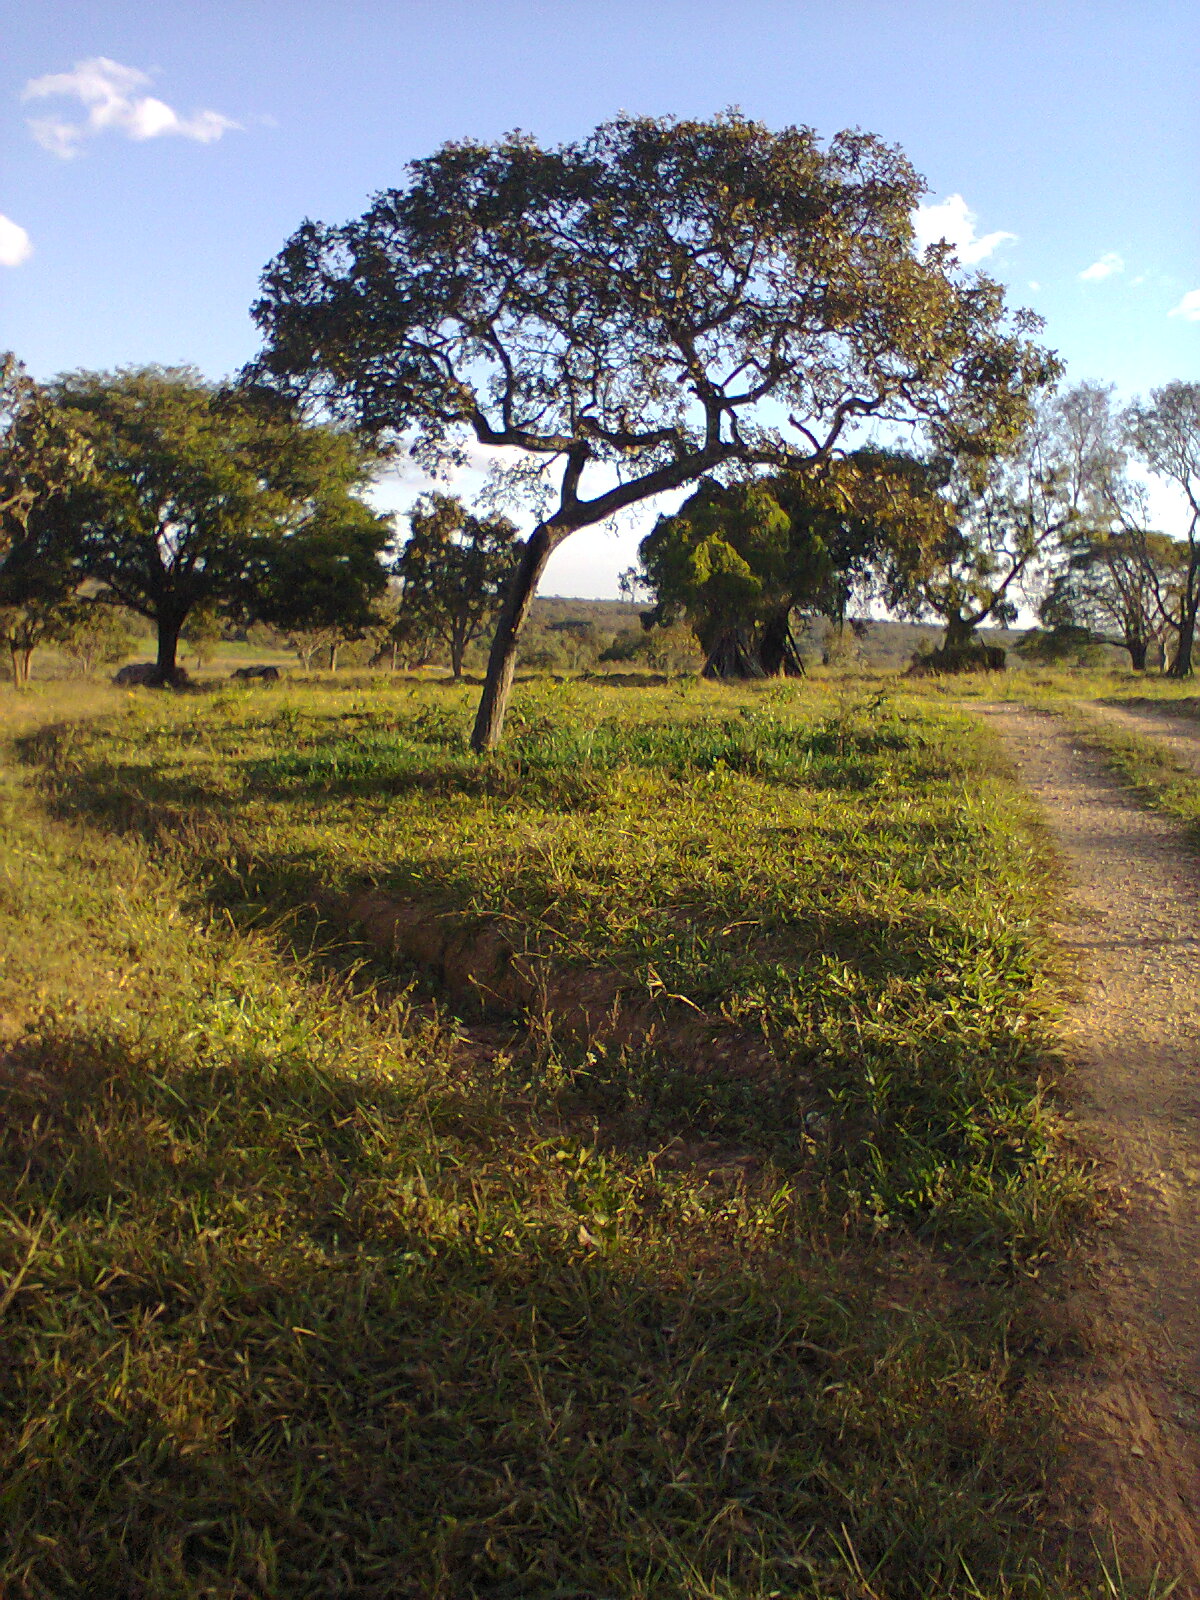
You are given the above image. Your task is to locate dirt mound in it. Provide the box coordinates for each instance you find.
[330,887,784,1086]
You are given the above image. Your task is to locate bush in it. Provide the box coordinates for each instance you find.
[909,640,1007,675]
[1013,625,1107,668]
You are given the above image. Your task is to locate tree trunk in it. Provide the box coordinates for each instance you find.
[1127,637,1148,672]
[759,611,806,677]
[329,642,338,672]
[18,647,33,687]
[450,640,464,680]
[156,617,181,679]
[1169,623,1196,678]
[702,627,766,680]
[1168,553,1200,678]
[471,523,560,752]
[942,614,975,652]
[390,640,398,672]
[1169,600,1198,678]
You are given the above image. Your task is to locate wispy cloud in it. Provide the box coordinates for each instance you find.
[1078,251,1124,282]
[912,194,1016,265]
[23,57,239,158]
[0,214,33,267]
[1169,290,1200,322]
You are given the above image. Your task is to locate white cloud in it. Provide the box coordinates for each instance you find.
[1028,280,1041,291]
[23,57,238,158]
[0,213,33,267]
[1078,251,1124,282]
[1169,290,1200,322]
[912,194,1016,265]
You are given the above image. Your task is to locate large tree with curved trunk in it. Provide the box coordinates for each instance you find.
[249,111,1055,748]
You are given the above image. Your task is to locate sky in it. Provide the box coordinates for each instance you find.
[2,0,1198,595]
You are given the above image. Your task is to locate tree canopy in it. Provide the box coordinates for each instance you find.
[250,111,1056,745]
[393,492,521,678]
[0,353,94,558]
[22,367,392,681]
[888,384,1118,657]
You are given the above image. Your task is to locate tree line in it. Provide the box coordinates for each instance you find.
[0,362,522,687]
[636,380,1200,679]
[3,112,1199,727]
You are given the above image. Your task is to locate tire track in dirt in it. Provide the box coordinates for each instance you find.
[973,703,1200,1590]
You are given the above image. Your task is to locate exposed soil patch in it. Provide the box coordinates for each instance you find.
[323,886,784,1087]
[974,704,1200,1589]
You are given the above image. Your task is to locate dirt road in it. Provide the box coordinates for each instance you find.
[974,704,1200,1590]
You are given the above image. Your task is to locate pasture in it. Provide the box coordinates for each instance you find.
[0,672,1119,1598]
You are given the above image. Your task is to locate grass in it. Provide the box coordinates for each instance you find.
[0,671,1143,1598]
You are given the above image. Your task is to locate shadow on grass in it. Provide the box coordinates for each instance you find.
[0,1012,1079,1600]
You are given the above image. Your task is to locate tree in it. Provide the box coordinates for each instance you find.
[393,493,521,679]
[254,492,393,669]
[0,598,57,687]
[1035,384,1172,671]
[599,622,701,674]
[52,600,137,677]
[639,454,949,678]
[639,480,800,677]
[181,604,225,670]
[1042,530,1183,670]
[0,353,93,558]
[250,111,1055,747]
[546,618,600,671]
[29,368,391,683]
[368,593,439,671]
[0,516,79,686]
[1125,384,1200,676]
[894,384,1115,659]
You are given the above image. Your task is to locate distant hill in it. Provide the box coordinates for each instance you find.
[532,598,1034,670]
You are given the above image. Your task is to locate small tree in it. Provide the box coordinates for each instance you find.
[371,600,439,671]
[393,494,521,680]
[251,112,1055,747]
[181,604,225,670]
[1124,384,1200,676]
[639,480,799,678]
[546,618,600,672]
[1036,385,1176,671]
[0,523,78,686]
[253,495,391,672]
[639,456,942,678]
[895,385,1117,660]
[285,625,345,671]
[0,601,55,686]
[52,600,136,677]
[1042,530,1183,671]
[599,623,703,674]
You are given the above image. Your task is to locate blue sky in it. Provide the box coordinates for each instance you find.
[2,0,1197,594]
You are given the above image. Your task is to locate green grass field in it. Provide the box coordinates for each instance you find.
[0,671,1142,1598]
